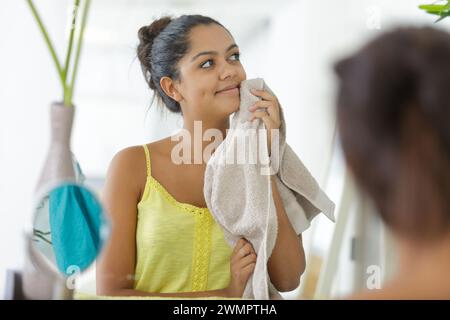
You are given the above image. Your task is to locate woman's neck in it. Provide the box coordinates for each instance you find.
[386,231,450,298]
[348,231,450,299]
[178,117,230,165]
[182,117,230,139]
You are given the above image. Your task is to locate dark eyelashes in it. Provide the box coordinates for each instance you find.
[200,53,241,69]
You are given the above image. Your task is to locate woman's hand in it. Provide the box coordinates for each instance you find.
[248,88,281,154]
[225,238,257,298]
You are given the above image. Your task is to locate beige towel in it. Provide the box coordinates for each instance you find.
[204,78,335,300]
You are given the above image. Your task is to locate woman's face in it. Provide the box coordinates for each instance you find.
[174,24,247,122]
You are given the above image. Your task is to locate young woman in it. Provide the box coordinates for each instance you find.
[96,15,305,298]
[335,27,450,299]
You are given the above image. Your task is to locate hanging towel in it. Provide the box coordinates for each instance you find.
[204,78,335,300]
[49,183,107,275]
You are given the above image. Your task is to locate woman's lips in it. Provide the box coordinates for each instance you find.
[216,87,239,95]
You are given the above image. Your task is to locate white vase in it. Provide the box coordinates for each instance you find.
[22,233,72,300]
[35,102,76,195]
[22,102,77,300]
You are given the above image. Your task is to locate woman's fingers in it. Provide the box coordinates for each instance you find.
[231,238,248,262]
[249,110,276,131]
[249,110,271,121]
[239,243,254,257]
[248,100,273,111]
[249,88,281,131]
[232,238,245,255]
[232,240,255,263]
[249,100,279,120]
[250,88,277,102]
[227,238,257,297]
[237,252,257,269]
[240,261,256,279]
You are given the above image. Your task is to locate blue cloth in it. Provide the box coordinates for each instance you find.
[49,184,104,275]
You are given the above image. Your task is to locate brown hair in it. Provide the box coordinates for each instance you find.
[334,27,450,241]
[137,15,227,114]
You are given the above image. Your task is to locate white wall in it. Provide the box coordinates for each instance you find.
[0,0,70,291]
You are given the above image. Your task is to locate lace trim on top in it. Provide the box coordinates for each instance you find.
[141,144,213,290]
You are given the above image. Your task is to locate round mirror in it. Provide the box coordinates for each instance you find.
[32,182,110,277]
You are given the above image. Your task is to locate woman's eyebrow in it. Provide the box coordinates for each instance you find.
[190,44,238,62]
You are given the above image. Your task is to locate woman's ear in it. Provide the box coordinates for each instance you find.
[160,76,182,102]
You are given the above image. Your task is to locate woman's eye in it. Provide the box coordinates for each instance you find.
[200,53,240,69]
[230,53,240,61]
[201,59,213,69]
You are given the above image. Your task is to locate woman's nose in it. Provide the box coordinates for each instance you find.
[219,61,236,81]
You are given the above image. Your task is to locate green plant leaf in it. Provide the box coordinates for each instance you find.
[419,2,450,22]
[27,0,91,106]
[66,0,91,106]
[63,0,81,85]
[435,12,450,22]
[419,4,449,11]
[26,0,65,95]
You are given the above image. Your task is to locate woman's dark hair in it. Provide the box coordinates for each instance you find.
[335,27,450,241]
[137,14,228,114]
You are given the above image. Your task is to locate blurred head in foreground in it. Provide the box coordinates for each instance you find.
[335,26,450,299]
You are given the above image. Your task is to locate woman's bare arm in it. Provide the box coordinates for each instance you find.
[96,147,143,295]
[267,175,306,292]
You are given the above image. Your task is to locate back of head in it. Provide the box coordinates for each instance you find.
[334,27,450,242]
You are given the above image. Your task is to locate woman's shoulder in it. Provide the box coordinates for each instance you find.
[105,146,147,196]
[112,137,171,162]
[109,138,173,176]
[146,137,175,155]
[110,145,145,169]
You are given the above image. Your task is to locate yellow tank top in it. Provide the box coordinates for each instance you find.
[134,144,232,293]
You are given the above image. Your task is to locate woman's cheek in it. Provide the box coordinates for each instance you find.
[238,66,247,81]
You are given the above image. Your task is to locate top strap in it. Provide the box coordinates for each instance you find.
[142,144,151,178]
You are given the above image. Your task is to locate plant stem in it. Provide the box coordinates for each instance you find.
[62,0,80,86]
[66,0,90,106]
[26,0,65,94]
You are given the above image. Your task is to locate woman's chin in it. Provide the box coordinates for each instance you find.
[226,103,240,115]
[211,96,241,116]
[228,97,241,113]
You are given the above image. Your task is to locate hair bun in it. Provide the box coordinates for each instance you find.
[138,16,172,46]
[137,16,172,89]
